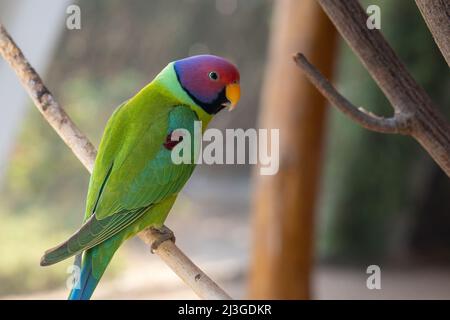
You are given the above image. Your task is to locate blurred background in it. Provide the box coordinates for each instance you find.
[0,0,449,299]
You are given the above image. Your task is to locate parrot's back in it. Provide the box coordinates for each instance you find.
[42,97,199,265]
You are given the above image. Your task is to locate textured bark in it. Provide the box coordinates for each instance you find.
[297,0,450,177]
[415,0,450,66]
[250,0,337,299]
[0,25,97,172]
[0,24,231,300]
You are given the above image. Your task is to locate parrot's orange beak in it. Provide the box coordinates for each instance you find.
[225,82,240,111]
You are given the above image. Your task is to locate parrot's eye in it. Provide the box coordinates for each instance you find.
[208,71,219,81]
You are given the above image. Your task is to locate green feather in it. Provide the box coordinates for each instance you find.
[41,63,208,267]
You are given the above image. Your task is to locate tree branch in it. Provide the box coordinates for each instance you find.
[415,0,450,67]
[295,0,450,177]
[294,53,409,134]
[0,23,231,300]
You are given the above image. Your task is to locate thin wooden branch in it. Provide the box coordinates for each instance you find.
[0,26,97,172]
[296,0,450,177]
[294,53,408,134]
[415,0,450,67]
[0,23,231,300]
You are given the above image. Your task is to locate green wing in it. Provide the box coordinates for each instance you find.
[41,86,198,266]
[41,207,148,266]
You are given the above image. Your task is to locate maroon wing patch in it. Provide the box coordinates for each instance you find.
[163,131,184,151]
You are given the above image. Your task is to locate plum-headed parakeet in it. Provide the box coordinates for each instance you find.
[40,55,240,300]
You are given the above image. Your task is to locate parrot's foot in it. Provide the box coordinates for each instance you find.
[149,225,176,253]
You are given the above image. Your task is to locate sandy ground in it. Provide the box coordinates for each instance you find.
[4,172,450,300]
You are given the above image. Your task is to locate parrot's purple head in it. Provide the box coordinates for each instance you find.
[174,55,240,115]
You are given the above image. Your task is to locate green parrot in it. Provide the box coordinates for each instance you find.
[40,55,241,300]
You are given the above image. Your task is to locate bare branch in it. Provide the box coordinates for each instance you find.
[294,53,408,134]
[296,0,450,177]
[140,229,232,300]
[415,0,450,67]
[0,23,231,300]
[0,25,97,172]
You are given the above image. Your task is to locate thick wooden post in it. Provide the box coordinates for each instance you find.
[249,0,337,299]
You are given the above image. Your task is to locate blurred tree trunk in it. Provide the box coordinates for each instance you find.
[249,0,337,299]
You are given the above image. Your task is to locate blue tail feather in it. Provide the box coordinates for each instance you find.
[68,250,99,300]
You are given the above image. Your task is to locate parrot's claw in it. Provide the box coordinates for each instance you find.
[149,226,176,253]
